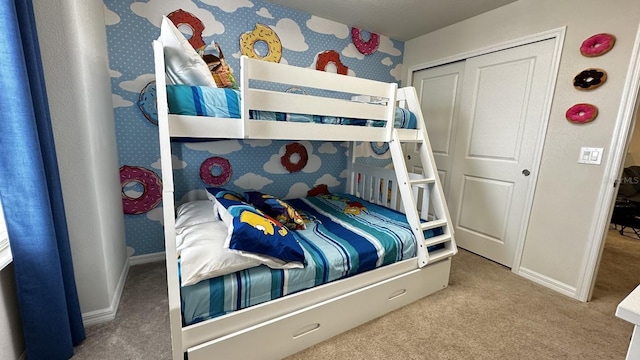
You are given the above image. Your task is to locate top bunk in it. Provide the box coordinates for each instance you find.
[152,40,424,143]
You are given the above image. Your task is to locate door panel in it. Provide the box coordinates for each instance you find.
[449,39,555,267]
[411,61,465,198]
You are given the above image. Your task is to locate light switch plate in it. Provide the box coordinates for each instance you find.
[578,147,604,165]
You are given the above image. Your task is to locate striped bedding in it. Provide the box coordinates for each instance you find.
[166,85,417,129]
[180,194,443,326]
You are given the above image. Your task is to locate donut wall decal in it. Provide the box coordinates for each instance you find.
[316,50,349,75]
[167,9,206,52]
[573,68,607,91]
[103,1,406,254]
[200,156,233,186]
[281,142,309,172]
[138,81,158,125]
[120,165,163,215]
[566,103,598,124]
[580,33,616,57]
[239,23,282,63]
[351,28,380,55]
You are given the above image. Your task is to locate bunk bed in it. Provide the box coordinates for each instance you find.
[153,39,457,360]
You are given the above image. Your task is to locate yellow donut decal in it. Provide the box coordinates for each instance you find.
[239,23,282,63]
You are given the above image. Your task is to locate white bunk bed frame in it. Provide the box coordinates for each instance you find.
[153,40,457,360]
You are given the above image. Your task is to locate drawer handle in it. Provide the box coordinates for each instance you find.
[293,323,320,339]
[388,289,407,300]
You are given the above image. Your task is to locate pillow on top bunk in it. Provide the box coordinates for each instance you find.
[207,188,306,267]
[158,16,217,87]
[244,191,306,230]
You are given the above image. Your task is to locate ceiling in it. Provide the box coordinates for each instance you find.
[266,0,519,41]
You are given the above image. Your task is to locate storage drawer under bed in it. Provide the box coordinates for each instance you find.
[186,257,451,360]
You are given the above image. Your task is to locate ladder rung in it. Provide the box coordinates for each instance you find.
[424,234,452,247]
[420,219,448,231]
[428,247,457,262]
[408,177,435,186]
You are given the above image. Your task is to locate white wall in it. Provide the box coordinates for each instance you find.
[404,0,640,297]
[32,0,128,319]
[0,265,24,360]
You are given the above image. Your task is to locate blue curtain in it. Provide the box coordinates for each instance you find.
[0,0,85,359]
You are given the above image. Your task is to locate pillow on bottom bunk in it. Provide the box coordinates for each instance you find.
[206,188,306,268]
[178,220,262,286]
[244,191,306,230]
[175,200,217,248]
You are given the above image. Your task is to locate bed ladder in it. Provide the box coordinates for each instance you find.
[388,115,457,268]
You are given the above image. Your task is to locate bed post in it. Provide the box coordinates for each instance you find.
[153,40,184,360]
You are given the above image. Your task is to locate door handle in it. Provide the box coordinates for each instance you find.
[522,169,530,176]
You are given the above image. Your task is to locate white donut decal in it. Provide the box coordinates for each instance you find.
[120,165,162,215]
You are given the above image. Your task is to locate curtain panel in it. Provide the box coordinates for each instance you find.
[0,0,85,359]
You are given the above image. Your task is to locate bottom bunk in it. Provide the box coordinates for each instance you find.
[169,164,455,359]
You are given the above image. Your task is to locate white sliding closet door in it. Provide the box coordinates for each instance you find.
[448,39,555,267]
[411,39,555,267]
[411,61,465,199]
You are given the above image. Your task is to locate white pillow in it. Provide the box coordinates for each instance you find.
[158,16,217,87]
[175,200,216,248]
[178,220,261,286]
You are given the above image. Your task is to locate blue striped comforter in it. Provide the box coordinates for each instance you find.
[181,194,440,326]
[166,85,417,129]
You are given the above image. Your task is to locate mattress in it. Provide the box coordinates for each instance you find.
[179,194,443,326]
[166,85,417,129]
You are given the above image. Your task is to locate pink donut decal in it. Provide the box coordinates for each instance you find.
[200,156,232,186]
[580,33,616,57]
[351,28,380,55]
[565,103,598,124]
[120,165,163,215]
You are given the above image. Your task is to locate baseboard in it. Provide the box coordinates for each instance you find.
[517,266,577,299]
[129,251,165,266]
[82,257,130,327]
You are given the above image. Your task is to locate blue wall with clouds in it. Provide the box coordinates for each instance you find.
[103,0,405,256]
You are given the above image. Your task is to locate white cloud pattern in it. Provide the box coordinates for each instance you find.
[306,16,349,39]
[112,94,133,108]
[185,140,243,154]
[234,173,273,190]
[130,0,224,37]
[273,18,308,52]
[119,73,155,93]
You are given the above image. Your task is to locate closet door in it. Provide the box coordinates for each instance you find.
[410,61,465,198]
[448,39,555,267]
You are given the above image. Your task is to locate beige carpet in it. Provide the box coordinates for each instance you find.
[72,228,640,359]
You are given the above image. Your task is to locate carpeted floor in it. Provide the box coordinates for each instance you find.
[71,228,640,359]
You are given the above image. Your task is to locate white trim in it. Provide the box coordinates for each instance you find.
[405,27,566,276]
[0,200,11,271]
[406,27,568,79]
[576,21,640,302]
[81,257,130,327]
[517,267,577,298]
[129,251,165,266]
[0,239,11,271]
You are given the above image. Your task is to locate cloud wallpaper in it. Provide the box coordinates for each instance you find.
[103,0,405,256]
